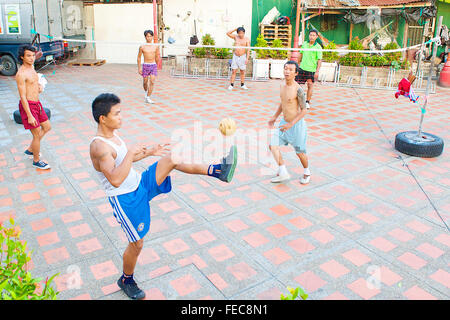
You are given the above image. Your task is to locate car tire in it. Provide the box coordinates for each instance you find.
[395,131,444,158]
[0,55,18,76]
[13,108,52,125]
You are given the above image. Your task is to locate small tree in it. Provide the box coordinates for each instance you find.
[269,39,288,59]
[255,34,270,59]
[323,41,339,63]
[0,218,59,300]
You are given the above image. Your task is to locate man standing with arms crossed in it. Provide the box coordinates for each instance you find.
[296,29,322,109]
[137,30,160,104]
[226,27,250,91]
[16,44,51,169]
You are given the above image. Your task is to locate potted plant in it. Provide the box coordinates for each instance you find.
[269,38,288,79]
[338,37,365,84]
[253,34,270,79]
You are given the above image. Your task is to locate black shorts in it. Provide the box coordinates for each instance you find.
[295,68,315,84]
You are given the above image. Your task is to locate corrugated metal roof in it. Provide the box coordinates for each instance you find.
[304,0,430,8]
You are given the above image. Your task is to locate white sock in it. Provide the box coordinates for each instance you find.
[304,167,310,176]
[279,165,288,176]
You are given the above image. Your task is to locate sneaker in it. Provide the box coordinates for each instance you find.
[270,172,291,183]
[117,276,146,300]
[32,160,50,170]
[24,150,42,157]
[145,96,155,104]
[241,84,249,90]
[300,175,311,184]
[228,85,234,91]
[218,145,238,183]
[306,102,311,109]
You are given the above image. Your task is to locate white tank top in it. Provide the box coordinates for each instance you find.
[91,133,141,197]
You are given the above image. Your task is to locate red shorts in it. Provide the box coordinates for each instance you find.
[19,100,49,130]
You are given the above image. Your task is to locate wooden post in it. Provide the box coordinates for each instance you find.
[301,11,306,44]
[349,23,354,43]
[402,20,409,60]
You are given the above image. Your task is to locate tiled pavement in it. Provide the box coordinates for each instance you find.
[0,63,449,300]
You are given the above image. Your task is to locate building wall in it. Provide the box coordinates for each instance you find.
[93,3,155,64]
[162,0,253,57]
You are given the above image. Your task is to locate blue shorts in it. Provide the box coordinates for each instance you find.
[108,161,171,243]
[270,118,307,154]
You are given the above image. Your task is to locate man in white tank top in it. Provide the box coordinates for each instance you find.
[89,93,237,299]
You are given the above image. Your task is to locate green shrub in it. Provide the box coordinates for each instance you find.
[193,47,207,58]
[280,286,308,300]
[255,34,270,59]
[383,42,402,65]
[339,37,365,67]
[214,48,232,59]
[323,41,339,63]
[269,39,288,60]
[369,55,388,67]
[0,218,59,300]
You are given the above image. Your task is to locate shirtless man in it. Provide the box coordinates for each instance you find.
[137,30,160,104]
[89,93,237,299]
[15,44,51,170]
[226,27,250,91]
[268,61,310,184]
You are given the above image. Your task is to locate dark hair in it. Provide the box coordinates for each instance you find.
[284,60,300,73]
[18,44,37,63]
[92,93,121,123]
[237,27,245,33]
[309,29,319,35]
[144,29,154,37]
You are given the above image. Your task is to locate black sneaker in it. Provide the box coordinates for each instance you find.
[117,276,146,300]
[219,145,237,183]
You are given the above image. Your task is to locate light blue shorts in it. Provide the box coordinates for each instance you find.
[270,118,307,154]
[108,161,171,243]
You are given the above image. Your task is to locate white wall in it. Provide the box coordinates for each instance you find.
[93,3,156,64]
[162,0,252,57]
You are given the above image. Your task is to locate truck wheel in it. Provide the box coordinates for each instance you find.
[395,131,444,158]
[13,108,52,125]
[0,55,18,76]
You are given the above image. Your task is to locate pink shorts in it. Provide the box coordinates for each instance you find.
[142,63,157,77]
[19,100,49,130]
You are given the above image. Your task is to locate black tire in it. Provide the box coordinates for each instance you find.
[0,55,18,76]
[395,131,444,158]
[13,108,51,125]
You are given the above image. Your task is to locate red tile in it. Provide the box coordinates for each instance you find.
[149,265,171,279]
[320,260,349,278]
[294,271,327,292]
[70,293,91,300]
[224,219,249,232]
[347,278,381,300]
[403,285,437,300]
[21,192,41,203]
[48,187,67,197]
[17,183,35,191]
[270,204,292,216]
[178,254,207,269]
[337,219,361,233]
[68,223,92,238]
[90,260,119,280]
[43,247,70,264]
[243,232,269,248]
[189,193,210,203]
[266,223,291,238]
[144,288,166,300]
[30,218,53,231]
[434,233,450,247]
[163,238,190,255]
[247,192,266,201]
[191,230,216,245]
[287,238,315,254]
[170,212,194,225]
[388,228,415,242]
[416,243,444,259]
[356,212,379,224]
[288,217,313,230]
[379,266,402,286]
[37,232,60,246]
[323,292,349,300]
[101,283,119,295]
[256,287,284,300]
[341,249,371,267]
[310,229,334,244]
[203,203,225,215]
[333,200,356,213]
[158,200,180,212]
[227,262,257,281]
[208,244,235,262]
[263,247,291,265]
[429,269,450,289]
[43,177,62,186]
[25,203,46,215]
[226,197,247,208]
[61,211,83,224]
[77,237,103,254]
[248,211,271,224]
[369,237,397,252]
[170,274,201,296]
[397,252,427,270]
